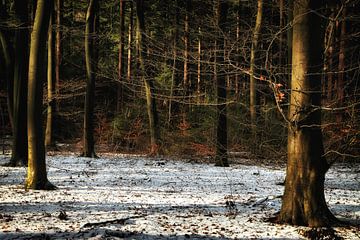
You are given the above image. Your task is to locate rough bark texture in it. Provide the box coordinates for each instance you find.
[136,0,160,155]
[214,0,229,167]
[9,0,29,166]
[82,0,98,158]
[26,0,56,190]
[278,0,337,227]
[249,0,263,133]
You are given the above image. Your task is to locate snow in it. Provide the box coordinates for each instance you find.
[0,153,359,239]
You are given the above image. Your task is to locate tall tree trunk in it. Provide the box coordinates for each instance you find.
[82,0,99,158]
[249,0,263,133]
[168,0,179,124]
[26,0,55,190]
[9,0,29,166]
[277,0,337,227]
[183,0,190,91]
[196,27,201,104]
[117,0,126,113]
[136,0,160,155]
[55,0,62,110]
[126,2,133,83]
[214,0,228,167]
[0,3,14,132]
[337,6,346,123]
[45,11,55,149]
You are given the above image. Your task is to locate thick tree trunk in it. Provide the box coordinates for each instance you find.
[136,0,160,155]
[9,0,29,166]
[26,0,55,190]
[117,0,126,113]
[45,12,56,149]
[249,0,263,133]
[277,0,337,227]
[82,0,98,158]
[214,0,228,167]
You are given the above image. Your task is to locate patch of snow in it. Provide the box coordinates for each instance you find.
[0,154,359,239]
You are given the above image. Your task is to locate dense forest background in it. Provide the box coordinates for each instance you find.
[0,0,359,162]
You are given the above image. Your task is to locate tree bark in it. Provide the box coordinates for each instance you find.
[45,11,56,149]
[9,0,29,166]
[55,0,62,110]
[337,6,346,122]
[136,0,160,155]
[214,0,228,167]
[26,0,55,190]
[126,1,133,83]
[117,0,126,113]
[82,0,99,158]
[277,0,337,227]
[249,0,263,133]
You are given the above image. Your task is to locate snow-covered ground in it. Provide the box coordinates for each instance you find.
[0,153,359,239]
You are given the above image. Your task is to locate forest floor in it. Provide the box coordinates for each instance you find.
[0,152,359,240]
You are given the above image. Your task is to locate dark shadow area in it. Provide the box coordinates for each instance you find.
[0,229,302,240]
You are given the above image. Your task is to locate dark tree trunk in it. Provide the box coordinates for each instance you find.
[337,6,346,123]
[26,0,55,190]
[214,0,229,167]
[136,0,160,155]
[249,0,263,134]
[277,0,338,227]
[9,0,29,166]
[82,0,99,158]
[55,0,62,110]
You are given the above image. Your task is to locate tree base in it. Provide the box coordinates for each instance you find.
[25,180,57,190]
[3,157,27,167]
[214,161,230,167]
[80,151,99,158]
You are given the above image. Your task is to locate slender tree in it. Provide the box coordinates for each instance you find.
[9,0,29,166]
[249,0,263,133]
[45,10,56,149]
[214,0,229,167]
[117,0,126,113]
[82,0,99,158]
[136,0,160,155]
[126,1,133,83]
[337,5,346,122]
[55,0,62,110]
[277,0,338,226]
[26,0,55,190]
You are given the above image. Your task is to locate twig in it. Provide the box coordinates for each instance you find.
[82,214,147,228]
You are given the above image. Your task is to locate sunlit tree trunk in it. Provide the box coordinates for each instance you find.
[117,0,126,113]
[126,2,133,83]
[249,0,263,133]
[45,11,56,149]
[82,0,99,158]
[9,0,29,166]
[215,0,228,167]
[277,0,338,226]
[196,27,201,104]
[26,0,56,190]
[136,0,160,155]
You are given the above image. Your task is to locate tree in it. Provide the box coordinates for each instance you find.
[9,0,30,166]
[26,0,55,190]
[276,0,338,226]
[249,0,263,133]
[214,0,229,167]
[55,0,63,110]
[82,0,99,158]
[117,0,126,113]
[45,10,56,149]
[136,0,160,155]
